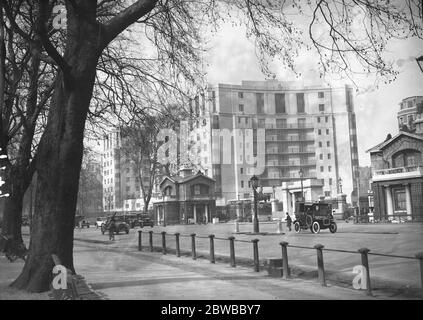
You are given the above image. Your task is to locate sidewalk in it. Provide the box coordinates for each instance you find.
[73,240,421,300]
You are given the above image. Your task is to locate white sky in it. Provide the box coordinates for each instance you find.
[203,23,423,167]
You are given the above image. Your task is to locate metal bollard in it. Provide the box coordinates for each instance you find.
[209,234,215,264]
[416,252,423,290]
[280,241,290,279]
[175,233,180,257]
[229,236,236,267]
[149,231,154,252]
[314,244,326,286]
[138,230,142,251]
[191,233,196,260]
[161,231,167,255]
[276,220,283,234]
[234,221,239,233]
[358,247,372,296]
[252,239,260,272]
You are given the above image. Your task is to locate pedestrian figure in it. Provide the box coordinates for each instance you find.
[285,212,292,231]
[109,217,116,241]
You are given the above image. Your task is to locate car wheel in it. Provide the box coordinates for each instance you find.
[312,221,320,234]
[294,222,301,233]
[305,215,313,228]
[329,222,337,233]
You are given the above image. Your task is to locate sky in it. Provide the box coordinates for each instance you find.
[203,22,423,167]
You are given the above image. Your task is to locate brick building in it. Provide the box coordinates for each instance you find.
[367,129,423,221]
[153,168,216,225]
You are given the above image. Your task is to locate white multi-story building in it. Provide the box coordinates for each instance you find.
[195,80,360,205]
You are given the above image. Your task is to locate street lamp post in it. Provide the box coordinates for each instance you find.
[250,175,260,233]
[338,178,343,194]
[298,168,304,201]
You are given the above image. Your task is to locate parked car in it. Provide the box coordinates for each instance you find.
[75,215,90,228]
[101,216,129,235]
[95,217,107,228]
[137,213,154,228]
[293,201,337,234]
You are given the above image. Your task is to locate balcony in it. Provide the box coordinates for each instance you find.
[372,166,423,182]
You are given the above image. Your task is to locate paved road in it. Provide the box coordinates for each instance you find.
[72,221,423,290]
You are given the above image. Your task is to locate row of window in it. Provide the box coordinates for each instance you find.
[319,153,332,160]
[318,129,330,135]
[318,141,331,147]
[238,91,325,99]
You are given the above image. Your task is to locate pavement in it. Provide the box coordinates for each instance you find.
[74,238,413,300]
[1,221,422,300]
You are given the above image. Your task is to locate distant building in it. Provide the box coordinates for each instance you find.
[367,100,423,222]
[198,80,360,205]
[153,168,216,225]
[101,129,163,213]
[397,96,423,132]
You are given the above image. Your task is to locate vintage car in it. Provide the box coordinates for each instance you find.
[293,201,337,234]
[75,215,90,228]
[136,213,154,228]
[101,215,129,235]
[95,217,107,228]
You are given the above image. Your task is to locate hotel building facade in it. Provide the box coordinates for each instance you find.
[197,80,360,205]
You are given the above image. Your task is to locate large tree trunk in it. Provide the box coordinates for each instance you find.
[11,2,100,291]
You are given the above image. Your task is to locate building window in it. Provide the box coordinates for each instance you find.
[275,93,286,114]
[328,153,331,159]
[238,117,241,124]
[320,154,323,160]
[328,166,332,172]
[320,166,324,172]
[238,92,244,99]
[318,129,321,135]
[393,188,406,211]
[327,141,330,147]
[325,116,329,123]
[296,93,305,113]
[239,104,244,112]
[240,168,244,174]
[241,181,244,188]
[324,191,331,197]
[318,92,325,98]
[256,93,265,113]
[319,104,325,112]
[194,184,200,195]
[258,119,266,128]
[329,178,332,185]
[319,142,323,147]
[326,129,330,135]
[248,181,251,188]
[317,117,321,123]
[276,118,287,128]
[212,115,219,129]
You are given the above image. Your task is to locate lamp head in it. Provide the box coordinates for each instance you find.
[250,175,259,189]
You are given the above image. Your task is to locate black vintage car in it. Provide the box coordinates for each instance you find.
[293,201,337,234]
[136,213,154,228]
[101,215,129,234]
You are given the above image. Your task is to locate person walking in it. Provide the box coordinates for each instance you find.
[108,217,116,241]
[285,212,292,231]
